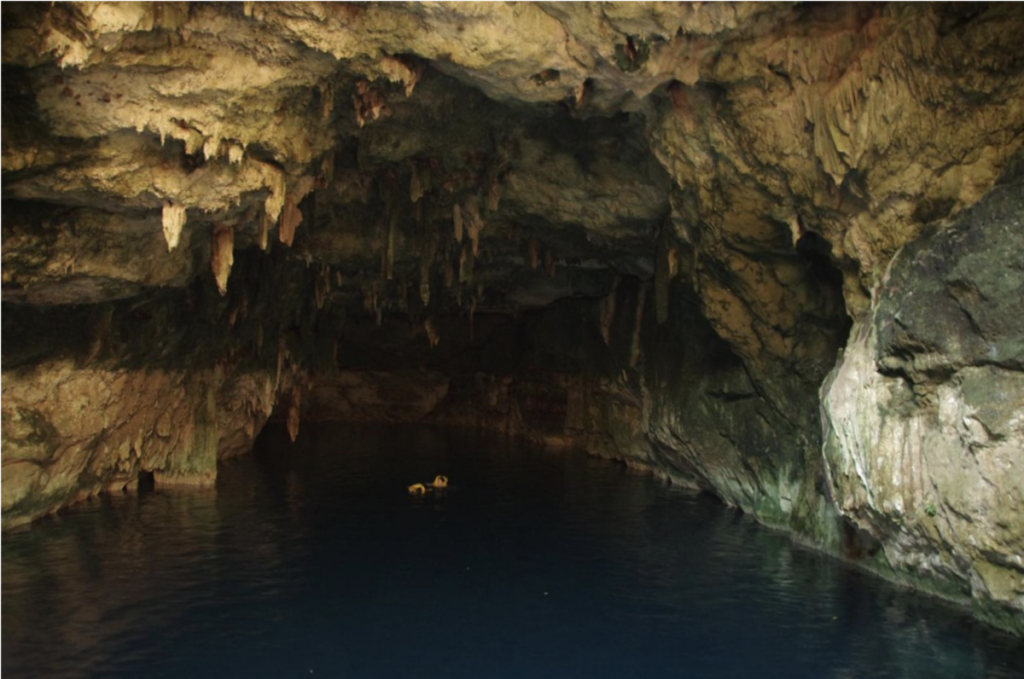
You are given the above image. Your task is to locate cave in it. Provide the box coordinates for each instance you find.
[3,2,1024,675]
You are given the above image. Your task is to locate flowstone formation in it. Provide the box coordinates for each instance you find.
[3,2,1023,632]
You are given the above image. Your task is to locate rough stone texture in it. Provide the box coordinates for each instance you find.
[3,1,1024,634]
[306,370,451,424]
[0,244,329,527]
[649,3,1024,367]
[0,362,276,529]
[308,284,838,544]
[2,204,196,304]
[823,179,1024,633]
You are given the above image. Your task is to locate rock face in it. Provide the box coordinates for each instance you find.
[0,248,326,528]
[823,177,1024,634]
[2,2,1024,633]
[1,362,275,526]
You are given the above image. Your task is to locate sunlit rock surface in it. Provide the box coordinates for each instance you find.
[3,1,1023,633]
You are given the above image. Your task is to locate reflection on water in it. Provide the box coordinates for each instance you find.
[4,424,1023,678]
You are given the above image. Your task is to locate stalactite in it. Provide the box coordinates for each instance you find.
[464,196,484,256]
[599,276,620,346]
[424,317,440,349]
[318,154,334,189]
[444,255,454,289]
[459,243,474,283]
[486,177,502,212]
[287,386,301,443]
[182,128,204,156]
[202,135,221,161]
[654,226,673,326]
[362,288,377,317]
[384,211,396,280]
[320,81,334,120]
[544,248,556,278]
[379,55,423,97]
[654,268,669,325]
[361,285,384,326]
[227,294,247,327]
[276,335,287,390]
[277,176,315,248]
[453,203,463,242]
[335,270,343,287]
[314,264,331,310]
[420,262,431,307]
[692,241,702,295]
[258,210,271,251]
[668,247,681,278]
[279,196,300,246]
[243,403,256,438]
[630,281,647,368]
[410,161,423,204]
[399,282,410,314]
[421,162,433,194]
[161,201,186,251]
[353,80,385,128]
[572,78,592,109]
[263,166,286,224]
[210,223,234,296]
[469,296,478,342]
[528,238,540,270]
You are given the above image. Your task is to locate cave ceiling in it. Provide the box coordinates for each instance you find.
[3,2,1024,371]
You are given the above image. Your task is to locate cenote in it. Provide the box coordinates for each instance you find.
[3,423,1023,678]
[4,3,1024,674]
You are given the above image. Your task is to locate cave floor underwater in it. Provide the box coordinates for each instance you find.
[3,422,1022,679]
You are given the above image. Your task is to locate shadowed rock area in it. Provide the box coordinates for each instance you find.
[2,1,1023,634]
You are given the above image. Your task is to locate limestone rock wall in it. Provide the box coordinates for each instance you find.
[3,0,1024,634]
[304,281,836,543]
[823,178,1024,633]
[0,245,331,528]
[1,363,276,529]
[305,370,451,424]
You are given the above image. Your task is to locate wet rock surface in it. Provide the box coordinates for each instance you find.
[2,1,1024,633]
[823,178,1024,633]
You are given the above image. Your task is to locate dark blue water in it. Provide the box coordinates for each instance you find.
[3,423,1023,678]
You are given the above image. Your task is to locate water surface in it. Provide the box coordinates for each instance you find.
[4,423,1023,678]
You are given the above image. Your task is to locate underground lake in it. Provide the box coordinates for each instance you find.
[3,423,1023,678]
[4,3,1024,676]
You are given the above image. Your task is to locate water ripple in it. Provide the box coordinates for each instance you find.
[4,423,1023,679]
